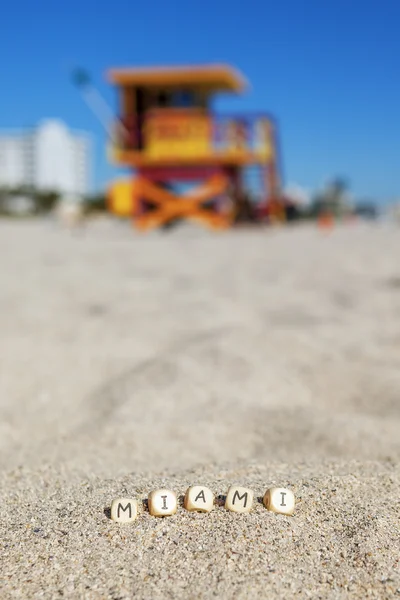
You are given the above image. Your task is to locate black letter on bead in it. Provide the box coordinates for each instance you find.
[232,491,248,507]
[195,490,207,503]
[117,502,132,519]
[280,492,287,507]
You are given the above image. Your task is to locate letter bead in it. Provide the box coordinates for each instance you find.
[225,486,254,513]
[148,489,177,517]
[111,498,138,523]
[263,487,295,515]
[184,486,214,512]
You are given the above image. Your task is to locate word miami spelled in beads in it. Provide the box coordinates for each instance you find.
[110,485,295,522]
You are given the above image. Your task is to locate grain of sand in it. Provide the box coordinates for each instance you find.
[0,219,399,598]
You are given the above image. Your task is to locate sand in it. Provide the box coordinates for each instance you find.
[0,218,399,598]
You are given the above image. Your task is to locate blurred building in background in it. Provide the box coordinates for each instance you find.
[0,119,91,195]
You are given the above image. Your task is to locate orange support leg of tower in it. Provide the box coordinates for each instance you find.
[132,174,232,231]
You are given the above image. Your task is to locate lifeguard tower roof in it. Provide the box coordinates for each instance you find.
[107,64,247,93]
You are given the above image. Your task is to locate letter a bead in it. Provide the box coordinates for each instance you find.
[111,498,138,523]
[225,486,254,513]
[263,488,295,515]
[148,489,177,517]
[184,486,214,512]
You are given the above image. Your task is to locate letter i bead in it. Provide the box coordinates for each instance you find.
[263,488,295,515]
[148,489,177,517]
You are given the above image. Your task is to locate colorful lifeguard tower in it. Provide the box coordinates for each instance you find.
[107,64,283,230]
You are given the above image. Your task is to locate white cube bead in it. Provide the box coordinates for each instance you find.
[148,489,177,517]
[184,486,214,512]
[111,498,138,523]
[263,487,295,515]
[225,486,254,513]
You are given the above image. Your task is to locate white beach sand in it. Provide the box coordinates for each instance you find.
[0,218,399,598]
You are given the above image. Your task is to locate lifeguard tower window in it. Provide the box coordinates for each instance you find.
[155,90,195,108]
[136,88,146,150]
[157,91,170,107]
[173,90,195,107]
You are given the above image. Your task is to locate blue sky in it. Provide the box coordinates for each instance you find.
[1,0,399,201]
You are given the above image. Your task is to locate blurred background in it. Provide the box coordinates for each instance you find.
[1,0,400,219]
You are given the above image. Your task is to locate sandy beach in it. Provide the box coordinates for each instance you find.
[0,218,399,598]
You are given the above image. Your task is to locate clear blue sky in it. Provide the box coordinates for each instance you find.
[1,0,399,201]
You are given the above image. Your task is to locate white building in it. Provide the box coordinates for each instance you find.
[0,119,91,196]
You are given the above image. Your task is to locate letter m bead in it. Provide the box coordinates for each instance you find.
[225,486,254,513]
[111,498,138,523]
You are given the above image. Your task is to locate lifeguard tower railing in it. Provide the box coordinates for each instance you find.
[108,110,277,168]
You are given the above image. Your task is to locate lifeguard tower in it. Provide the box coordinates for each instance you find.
[107,64,283,230]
